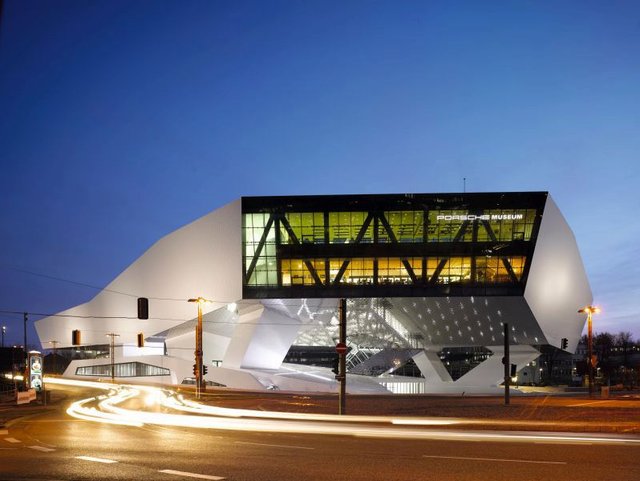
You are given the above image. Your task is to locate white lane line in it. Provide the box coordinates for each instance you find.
[234,440,315,450]
[75,455,118,464]
[158,469,225,480]
[4,437,21,443]
[392,419,459,426]
[422,455,567,465]
[534,441,592,446]
[28,445,56,452]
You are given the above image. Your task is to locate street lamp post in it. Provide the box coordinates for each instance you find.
[188,297,211,399]
[578,305,600,397]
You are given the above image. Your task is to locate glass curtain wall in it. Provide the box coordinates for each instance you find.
[242,193,544,295]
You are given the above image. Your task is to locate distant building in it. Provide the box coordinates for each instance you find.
[0,346,25,376]
[36,192,592,393]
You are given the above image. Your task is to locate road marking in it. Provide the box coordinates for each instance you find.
[422,455,567,465]
[32,438,56,448]
[234,440,315,450]
[20,419,88,423]
[28,445,56,452]
[158,469,225,480]
[4,437,21,443]
[534,441,592,446]
[75,456,118,464]
[568,401,607,407]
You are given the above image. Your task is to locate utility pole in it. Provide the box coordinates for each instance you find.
[503,322,510,405]
[338,298,347,415]
[105,333,120,383]
[23,312,28,358]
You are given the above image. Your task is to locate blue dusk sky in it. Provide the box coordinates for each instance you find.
[0,1,638,347]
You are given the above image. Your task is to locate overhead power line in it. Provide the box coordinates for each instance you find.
[0,309,335,327]
[0,309,187,322]
[0,263,189,301]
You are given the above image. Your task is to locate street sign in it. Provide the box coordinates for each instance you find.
[335,342,347,355]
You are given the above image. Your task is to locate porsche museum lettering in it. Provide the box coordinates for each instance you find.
[436,214,524,222]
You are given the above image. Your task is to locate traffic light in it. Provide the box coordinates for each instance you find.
[203,365,208,375]
[510,363,517,377]
[137,297,149,320]
[192,364,197,376]
[72,329,81,346]
[137,332,144,348]
[561,338,568,350]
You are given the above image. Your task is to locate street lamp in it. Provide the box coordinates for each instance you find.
[188,297,211,399]
[578,305,600,397]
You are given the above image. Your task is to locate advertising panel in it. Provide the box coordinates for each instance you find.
[28,351,43,392]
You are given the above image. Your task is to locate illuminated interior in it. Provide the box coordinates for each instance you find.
[242,193,543,297]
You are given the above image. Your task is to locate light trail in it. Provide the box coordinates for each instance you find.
[44,377,640,446]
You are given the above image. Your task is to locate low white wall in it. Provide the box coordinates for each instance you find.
[63,355,193,385]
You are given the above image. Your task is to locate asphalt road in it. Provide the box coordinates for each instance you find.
[1,386,639,481]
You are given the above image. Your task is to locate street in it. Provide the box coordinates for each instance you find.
[1,383,639,480]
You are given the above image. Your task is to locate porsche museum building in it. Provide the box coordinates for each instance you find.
[35,192,592,394]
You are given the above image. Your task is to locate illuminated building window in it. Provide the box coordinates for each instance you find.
[328,212,373,244]
[241,193,544,294]
[244,213,277,286]
[75,362,170,378]
[281,212,325,244]
[281,259,326,286]
[378,258,420,284]
[339,258,375,284]
[379,211,423,243]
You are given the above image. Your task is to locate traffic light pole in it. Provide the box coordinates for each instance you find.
[196,301,203,399]
[338,298,346,415]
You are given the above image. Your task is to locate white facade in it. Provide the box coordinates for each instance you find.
[38,193,592,394]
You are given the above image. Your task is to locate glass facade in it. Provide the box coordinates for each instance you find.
[242,192,546,298]
[75,361,170,378]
